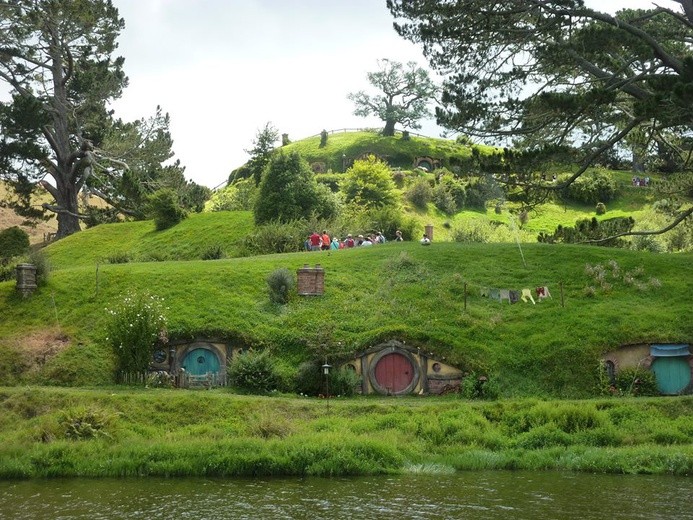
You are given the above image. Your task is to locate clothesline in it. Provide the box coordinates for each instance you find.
[456,278,566,308]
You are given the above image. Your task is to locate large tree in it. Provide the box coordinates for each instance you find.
[0,0,126,238]
[89,106,210,221]
[387,0,693,235]
[348,59,438,137]
[228,122,280,186]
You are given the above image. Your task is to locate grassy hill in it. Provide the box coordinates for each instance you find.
[280,130,492,172]
[1,130,690,397]
[1,216,691,396]
[225,131,677,245]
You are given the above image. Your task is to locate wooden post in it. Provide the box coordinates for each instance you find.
[560,281,565,308]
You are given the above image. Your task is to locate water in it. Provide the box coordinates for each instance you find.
[0,472,690,520]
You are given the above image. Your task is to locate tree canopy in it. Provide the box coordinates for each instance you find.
[231,122,280,186]
[254,151,336,225]
[0,0,127,238]
[348,59,438,137]
[387,0,693,232]
[340,155,398,209]
[0,1,204,238]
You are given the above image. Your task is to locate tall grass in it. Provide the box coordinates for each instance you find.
[0,388,689,478]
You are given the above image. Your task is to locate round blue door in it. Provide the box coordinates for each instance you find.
[651,357,691,395]
[182,348,220,376]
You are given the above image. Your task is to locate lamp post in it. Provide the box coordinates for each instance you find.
[322,362,332,412]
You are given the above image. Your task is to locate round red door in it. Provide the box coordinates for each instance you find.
[374,352,414,393]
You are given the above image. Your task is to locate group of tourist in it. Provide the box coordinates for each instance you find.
[305,229,405,251]
[632,176,651,187]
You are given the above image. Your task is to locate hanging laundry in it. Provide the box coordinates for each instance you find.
[499,289,511,303]
[536,286,552,300]
[509,289,521,304]
[489,288,501,302]
[521,288,536,304]
[480,287,489,298]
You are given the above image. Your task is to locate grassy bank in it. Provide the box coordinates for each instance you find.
[2,242,692,395]
[0,387,690,478]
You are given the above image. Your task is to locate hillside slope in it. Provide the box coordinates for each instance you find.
[1,239,691,396]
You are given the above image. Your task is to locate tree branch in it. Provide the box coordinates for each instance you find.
[41,202,88,219]
[581,206,693,244]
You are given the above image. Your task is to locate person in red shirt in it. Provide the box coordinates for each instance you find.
[321,230,331,251]
[309,231,321,251]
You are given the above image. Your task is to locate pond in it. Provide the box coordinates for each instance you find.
[0,471,691,519]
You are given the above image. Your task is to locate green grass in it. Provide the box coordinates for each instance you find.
[46,211,254,270]
[0,387,689,478]
[282,130,497,172]
[2,240,691,396]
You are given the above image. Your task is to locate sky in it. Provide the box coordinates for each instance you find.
[109,0,677,189]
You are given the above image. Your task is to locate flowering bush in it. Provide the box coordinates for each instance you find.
[106,292,167,373]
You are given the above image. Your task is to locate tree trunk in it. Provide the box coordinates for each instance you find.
[383,119,396,137]
[54,181,82,238]
[632,149,645,173]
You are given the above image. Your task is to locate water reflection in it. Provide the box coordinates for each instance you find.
[0,471,691,520]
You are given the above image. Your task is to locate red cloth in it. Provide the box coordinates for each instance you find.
[310,233,321,246]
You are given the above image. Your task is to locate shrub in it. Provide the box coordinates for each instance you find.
[315,173,342,192]
[0,226,30,260]
[60,407,113,440]
[340,155,398,209]
[294,362,361,396]
[227,349,280,393]
[319,129,328,147]
[595,202,607,215]
[106,292,167,374]
[241,220,305,256]
[295,361,324,395]
[255,151,331,224]
[106,252,130,264]
[558,170,617,204]
[331,367,362,396]
[201,244,225,260]
[206,179,257,212]
[461,373,499,399]
[437,173,466,208]
[28,250,50,286]
[392,169,407,188]
[267,268,294,305]
[631,235,665,253]
[432,184,457,214]
[406,178,433,209]
[615,367,658,396]
[312,183,341,221]
[463,177,494,209]
[452,220,493,243]
[147,188,187,231]
[0,260,17,282]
